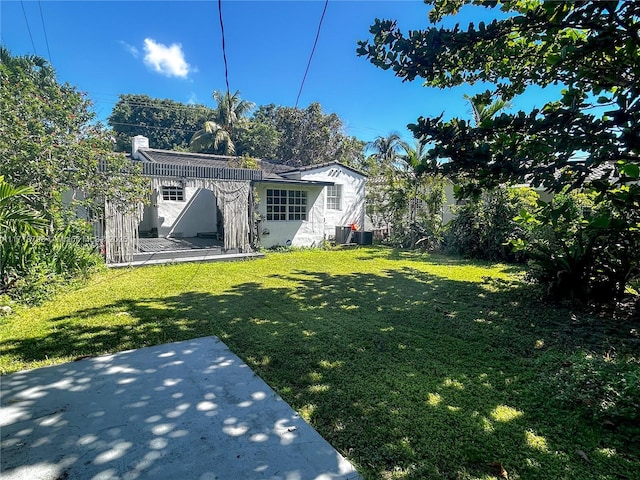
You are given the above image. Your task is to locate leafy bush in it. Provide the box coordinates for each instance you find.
[48,222,102,275]
[445,186,538,261]
[513,180,640,302]
[1,219,102,305]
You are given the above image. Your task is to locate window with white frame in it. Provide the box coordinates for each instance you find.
[162,185,184,201]
[266,189,307,221]
[326,184,342,210]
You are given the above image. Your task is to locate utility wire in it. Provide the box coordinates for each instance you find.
[217,0,232,122]
[295,0,329,109]
[20,0,38,55]
[37,0,53,63]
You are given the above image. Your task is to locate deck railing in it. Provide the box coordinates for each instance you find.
[142,162,262,181]
[98,160,263,181]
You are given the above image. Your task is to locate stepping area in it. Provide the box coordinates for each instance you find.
[1,337,360,480]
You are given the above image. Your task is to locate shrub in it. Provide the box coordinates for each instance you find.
[513,185,640,302]
[445,186,538,261]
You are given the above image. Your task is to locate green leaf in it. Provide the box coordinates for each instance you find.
[546,54,562,65]
[589,215,611,229]
[621,163,640,179]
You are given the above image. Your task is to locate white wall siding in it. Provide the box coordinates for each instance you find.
[255,164,366,248]
[301,164,366,238]
[157,186,217,237]
[255,184,325,248]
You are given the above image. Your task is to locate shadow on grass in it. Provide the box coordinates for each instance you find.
[355,246,526,273]
[3,267,638,479]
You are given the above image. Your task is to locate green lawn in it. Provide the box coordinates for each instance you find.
[1,247,638,479]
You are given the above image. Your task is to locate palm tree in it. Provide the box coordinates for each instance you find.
[463,91,509,127]
[0,46,56,86]
[189,120,235,155]
[365,132,409,174]
[190,90,255,155]
[0,176,46,288]
[0,176,46,235]
[213,90,255,133]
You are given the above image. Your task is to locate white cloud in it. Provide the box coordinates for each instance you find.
[143,38,191,78]
[120,41,139,58]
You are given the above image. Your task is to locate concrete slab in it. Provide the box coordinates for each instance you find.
[108,252,265,269]
[1,337,360,480]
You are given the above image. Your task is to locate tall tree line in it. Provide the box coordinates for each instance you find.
[108,93,365,169]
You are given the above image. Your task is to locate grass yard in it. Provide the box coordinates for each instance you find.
[1,247,638,479]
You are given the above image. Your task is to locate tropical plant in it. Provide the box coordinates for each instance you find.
[358,0,640,302]
[365,132,408,175]
[513,176,640,302]
[446,186,539,262]
[190,90,255,155]
[190,120,236,155]
[463,91,510,128]
[0,45,55,87]
[0,176,46,293]
[0,176,46,234]
[212,90,255,134]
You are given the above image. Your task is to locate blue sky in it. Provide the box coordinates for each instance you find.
[2,1,558,144]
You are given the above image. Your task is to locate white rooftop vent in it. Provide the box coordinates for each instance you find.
[131,135,149,160]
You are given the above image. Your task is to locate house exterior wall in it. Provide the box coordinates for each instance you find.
[442,181,457,224]
[255,183,324,248]
[255,164,366,248]
[300,164,366,238]
[156,185,217,238]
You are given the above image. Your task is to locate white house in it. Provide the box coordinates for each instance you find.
[255,161,366,248]
[127,136,367,254]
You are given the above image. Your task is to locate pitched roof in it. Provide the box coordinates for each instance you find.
[132,148,336,186]
[296,161,366,177]
[135,149,235,169]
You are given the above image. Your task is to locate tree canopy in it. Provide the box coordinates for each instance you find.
[1,48,147,219]
[1,48,148,299]
[358,1,640,301]
[108,94,215,152]
[357,0,640,192]
[109,93,365,168]
[250,102,365,167]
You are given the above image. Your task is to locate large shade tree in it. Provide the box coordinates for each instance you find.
[358,0,640,300]
[108,94,215,152]
[1,48,147,221]
[251,102,365,167]
[1,48,147,297]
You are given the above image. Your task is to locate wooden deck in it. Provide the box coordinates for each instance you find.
[137,236,223,252]
[108,237,263,268]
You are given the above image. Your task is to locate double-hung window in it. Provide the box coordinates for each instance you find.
[266,189,307,221]
[326,184,342,210]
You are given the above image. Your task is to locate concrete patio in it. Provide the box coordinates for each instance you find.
[0,337,361,480]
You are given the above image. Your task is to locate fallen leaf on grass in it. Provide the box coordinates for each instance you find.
[488,462,509,479]
[576,450,590,463]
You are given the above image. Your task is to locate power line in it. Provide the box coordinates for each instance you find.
[37,0,52,63]
[295,0,329,109]
[20,0,37,55]
[217,0,232,120]
[109,121,200,134]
